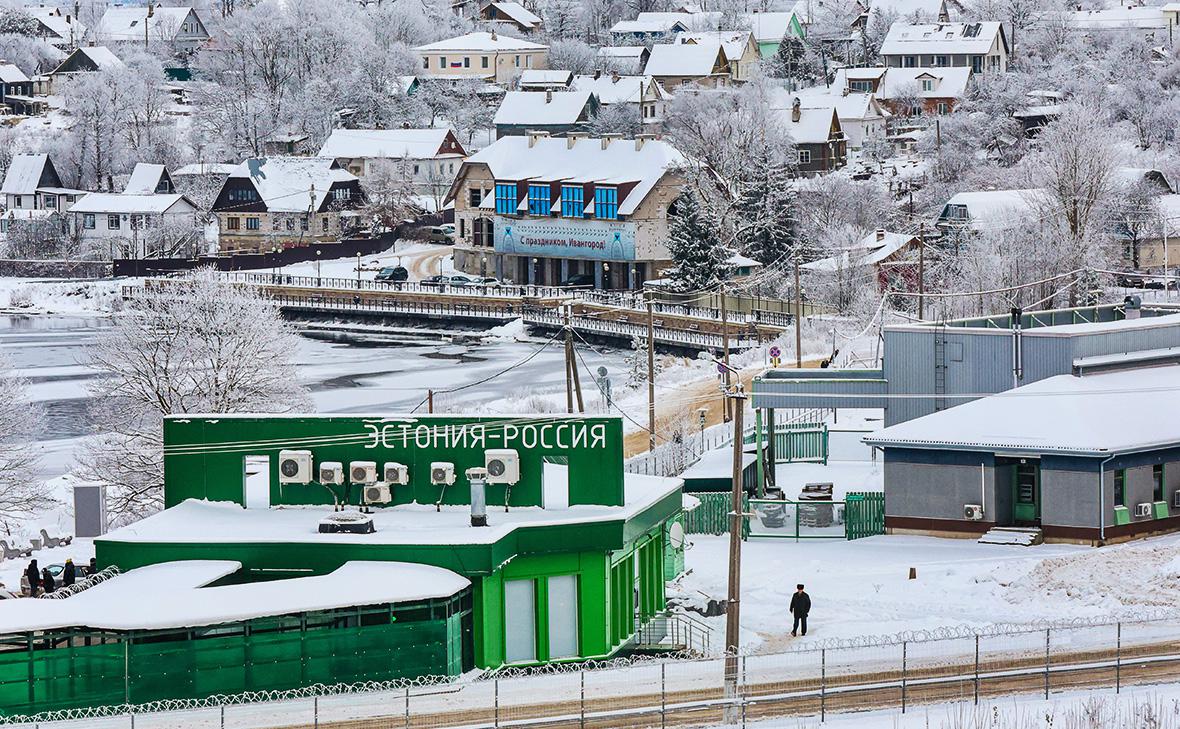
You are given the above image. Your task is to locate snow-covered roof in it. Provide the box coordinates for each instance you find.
[317,129,462,161]
[804,230,916,272]
[102,466,681,547]
[1055,6,1166,30]
[774,102,838,144]
[941,188,1045,229]
[680,447,757,480]
[25,6,86,41]
[743,11,802,43]
[598,46,647,58]
[123,163,170,195]
[677,30,754,60]
[876,66,971,99]
[880,21,1003,56]
[780,86,885,121]
[571,74,650,103]
[489,1,542,29]
[611,16,689,34]
[0,63,30,84]
[226,157,358,214]
[0,560,470,633]
[644,40,724,77]
[458,135,685,216]
[0,154,51,196]
[173,162,237,176]
[865,363,1180,456]
[69,45,124,71]
[493,90,595,126]
[519,69,573,88]
[69,193,194,214]
[414,31,547,52]
[93,6,202,42]
[867,0,948,21]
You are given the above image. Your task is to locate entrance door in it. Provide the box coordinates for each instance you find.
[243,456,270,509]
[1012,461,1040,524]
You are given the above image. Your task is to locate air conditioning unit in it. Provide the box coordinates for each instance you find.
[364,484,392,505]
[319,461,344,485]
[1135,502,1153,518]
[349,461,378,484]
[430,462,455,486]
[278,450,313,484]
[384,462,409,486]
[963,504,984,521]
[485,449,520,485]
[1173,491,1180,509]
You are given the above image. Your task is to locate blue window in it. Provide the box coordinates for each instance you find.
[495,183,518,215]
[594,187,618,220]
[561,185,584,218]
[528,184,551,216]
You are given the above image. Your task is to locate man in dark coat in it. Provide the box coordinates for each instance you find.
[25,560,39,596]
[789,584,811,637]
[62,559,76,587]
[41,568,55,594]
[88,557,97,576]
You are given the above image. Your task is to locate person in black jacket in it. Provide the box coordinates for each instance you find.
[41,568,55,595]
[789,584,811,637]
[61,559,76,587]
[25,560,39,596]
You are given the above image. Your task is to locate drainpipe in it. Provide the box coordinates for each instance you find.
[1098,454,1115,545]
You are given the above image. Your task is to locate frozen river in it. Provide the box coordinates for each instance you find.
[1,314,630,480]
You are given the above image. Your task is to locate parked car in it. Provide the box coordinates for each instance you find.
[421,274,479,288]
[559,273,596,288]
[427,225,456,244]
[375,266,408,283]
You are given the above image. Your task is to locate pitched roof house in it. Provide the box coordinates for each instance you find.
[478,1,543,31]
[744,11,807,55]
[210,158,363,252]
[518,69,574,90]
[123,163,175,195]
[25,6,86,48]
[68,193,199,256]
[47,45,124,92]
[317,128,468,206]
[415,32,549,84]
[786,87,889,149]
[596,46,650,74]
[644,40,732,88]
[493,90,599,138]
[677,30,760,82]
[936,188,1046,233]
[777,98,847,174]
[0,63,41,116]
[833,66,970,116]
[92,6,211,51]
[880,21,1008,74]
[1,154,62,211]
[571,73,670,126]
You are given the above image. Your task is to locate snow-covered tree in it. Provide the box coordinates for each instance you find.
[626,334,662,388]
[547,39,598,74]
[363,161,420,233]
[0,353,51,532]
[587,101,642,136]
[0,7,38,35]
[666,189,732,292]
[83,270,312,521]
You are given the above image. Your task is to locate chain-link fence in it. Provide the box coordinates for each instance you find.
[12,613,1180,729]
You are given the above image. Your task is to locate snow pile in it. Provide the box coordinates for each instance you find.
[1005,541,1180,610]
[483,317,525,341]
[0,279,123,314]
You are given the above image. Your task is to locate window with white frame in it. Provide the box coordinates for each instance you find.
[107,214,120,230]
[798,149,812,164]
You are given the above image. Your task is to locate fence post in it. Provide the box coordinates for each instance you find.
[820,648,826,722]
[404,686,410,729]
[1116,622,1122,694]
[221,703,225,729]
[661,662,666,729]
[313,695,318,729]
[974,634,980,705]
[1044,628,1050,699]
[580,670,586,729]
[901,640,907,713]
[494,678,500,728]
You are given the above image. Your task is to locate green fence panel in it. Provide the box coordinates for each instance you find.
[684,492,749,538]
[745,423,828,464]
[845,492,885,540]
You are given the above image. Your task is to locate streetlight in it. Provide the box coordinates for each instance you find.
[356,251,361,289]
[316,249,322,287]
[603,262,611,290]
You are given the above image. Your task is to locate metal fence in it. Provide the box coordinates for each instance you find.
[16,614,1180,729]
[685,492,885,541]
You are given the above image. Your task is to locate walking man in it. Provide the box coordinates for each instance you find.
[789,584,810,637]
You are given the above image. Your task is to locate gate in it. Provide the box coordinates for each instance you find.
[845,491,886,540]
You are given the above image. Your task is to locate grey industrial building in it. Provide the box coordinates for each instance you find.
[753,301,1180,426]
[751,301,1180,544]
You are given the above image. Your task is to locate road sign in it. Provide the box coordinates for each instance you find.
[770,346,781,358]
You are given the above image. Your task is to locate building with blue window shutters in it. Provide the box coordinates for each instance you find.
[448,132,689,288]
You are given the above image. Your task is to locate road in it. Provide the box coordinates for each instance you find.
[402,244,453,281]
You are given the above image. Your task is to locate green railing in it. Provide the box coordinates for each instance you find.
[744,422,828,465]
[684,492,884,541]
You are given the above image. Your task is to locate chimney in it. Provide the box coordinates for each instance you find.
[611,70,620,83]
[1124,295,1142,320]
[875,228,886,241]
[593,69,601,80]
[527,130,550,147]
[567,131,587,149]
[635,133,655,151]
[791,97,801,123]
[601,133,623,149]
[491,28,498,40]
[545,89,552,103]
[467,468,488,527]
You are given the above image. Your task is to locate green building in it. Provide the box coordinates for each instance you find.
[0,415,684,716]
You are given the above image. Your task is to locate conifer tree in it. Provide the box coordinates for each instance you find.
[666,190,732,292]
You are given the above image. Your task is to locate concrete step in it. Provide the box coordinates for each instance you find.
[978,527,1044,546]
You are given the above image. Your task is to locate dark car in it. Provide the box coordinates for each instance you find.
[375,266,408,283]
[559,273,596,288]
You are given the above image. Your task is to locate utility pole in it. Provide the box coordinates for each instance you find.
[918,223,926,321]
[722,381,747,724]
[564,305,575,414]
[427,389,434,414]
[646,296,656,452]
[720,289,732,422]
[794,254,803,368]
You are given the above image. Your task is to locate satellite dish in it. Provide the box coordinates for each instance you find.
[669,522,685,550]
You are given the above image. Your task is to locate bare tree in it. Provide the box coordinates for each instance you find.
[83,270,312,521]
[0,354,51,533]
